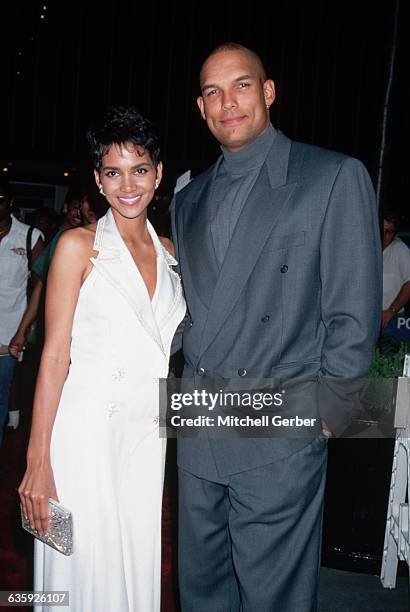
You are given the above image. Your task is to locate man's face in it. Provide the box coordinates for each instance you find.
[197,49,275,152]
[383,219,396,249]
[65,200,82,228]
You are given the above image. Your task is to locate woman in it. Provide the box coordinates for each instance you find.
[19,106,186,611]
[80,192,108,225]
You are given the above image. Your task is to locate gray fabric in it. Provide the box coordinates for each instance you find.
[178,436,328,611]
[170,127,382,611]
[171,129,382,478]
[210,126,275,266]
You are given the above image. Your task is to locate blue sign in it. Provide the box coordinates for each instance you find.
[384,315,410,342]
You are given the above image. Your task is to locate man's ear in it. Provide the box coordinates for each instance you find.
[263,80,276,109]
[197,96,206,120]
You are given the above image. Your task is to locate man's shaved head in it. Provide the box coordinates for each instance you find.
[199,42,267,88]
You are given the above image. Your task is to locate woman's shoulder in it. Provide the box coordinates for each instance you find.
[158,236,175,257]
[54,225,97,257]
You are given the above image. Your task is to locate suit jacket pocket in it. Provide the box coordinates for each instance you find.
[270,361,321,422]
[261,231,305,253]
[271,358,321,380]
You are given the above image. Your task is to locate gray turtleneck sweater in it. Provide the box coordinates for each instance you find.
[210,124,276,267]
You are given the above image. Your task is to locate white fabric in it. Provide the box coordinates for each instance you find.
[0,216,43,344]
[34,209,185,611]
[383,237,410,310]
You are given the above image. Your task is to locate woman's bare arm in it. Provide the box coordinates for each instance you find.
[18,228,92,534]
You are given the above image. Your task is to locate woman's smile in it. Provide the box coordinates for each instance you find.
[117,194,143,206]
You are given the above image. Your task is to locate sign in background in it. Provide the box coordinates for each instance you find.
[384,315,410,342]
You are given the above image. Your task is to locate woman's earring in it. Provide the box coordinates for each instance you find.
[99,184,105,196]
[154,180,159,190]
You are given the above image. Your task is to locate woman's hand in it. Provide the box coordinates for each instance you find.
[18,462,59,535]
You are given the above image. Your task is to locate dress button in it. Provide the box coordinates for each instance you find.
[261,315,270,322]
[238,368,247,377]
[107,403,119,418]
[197,367,206,376]
[280,264,288,273]
[112,368,125,381]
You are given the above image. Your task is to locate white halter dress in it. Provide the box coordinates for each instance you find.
[34,209,186,611]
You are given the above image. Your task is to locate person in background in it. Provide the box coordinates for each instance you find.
[7,206,59,430]
[381,212,410,329]
[33,207,61,245]
[0,181,44,447]
[9,191,83,359]
[10,204,23,221]
[81,191,108,225]
[7,194,82,432]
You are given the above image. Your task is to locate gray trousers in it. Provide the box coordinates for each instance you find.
[178,436,327,612]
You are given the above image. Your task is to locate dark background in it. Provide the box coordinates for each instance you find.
[1,0,409,220]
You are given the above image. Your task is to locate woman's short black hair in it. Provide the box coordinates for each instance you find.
[86,106,160,172]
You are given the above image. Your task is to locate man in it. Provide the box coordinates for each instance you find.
[9,190,83,358]
[381,212,410,329]
[0,181,44,445]
[6,192,82,432]
[171,43,381,611]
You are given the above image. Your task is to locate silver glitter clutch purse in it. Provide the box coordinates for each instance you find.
[21,498,73,556]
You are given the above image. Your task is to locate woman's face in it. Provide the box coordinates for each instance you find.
[95,142,162,220]
[81,198,97,225]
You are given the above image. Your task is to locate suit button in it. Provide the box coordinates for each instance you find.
[189,320,194,327]
[261,315,270,322]
[280,264,288,273]
[238,368,247,377]
[197,367,206,376]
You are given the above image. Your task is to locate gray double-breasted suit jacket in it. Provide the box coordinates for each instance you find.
[171,128,382,479]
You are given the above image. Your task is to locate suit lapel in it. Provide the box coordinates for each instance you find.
[182,161,221,309]
[150,223,185,330]
[198,131,297,356]
[90,210,165,354]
